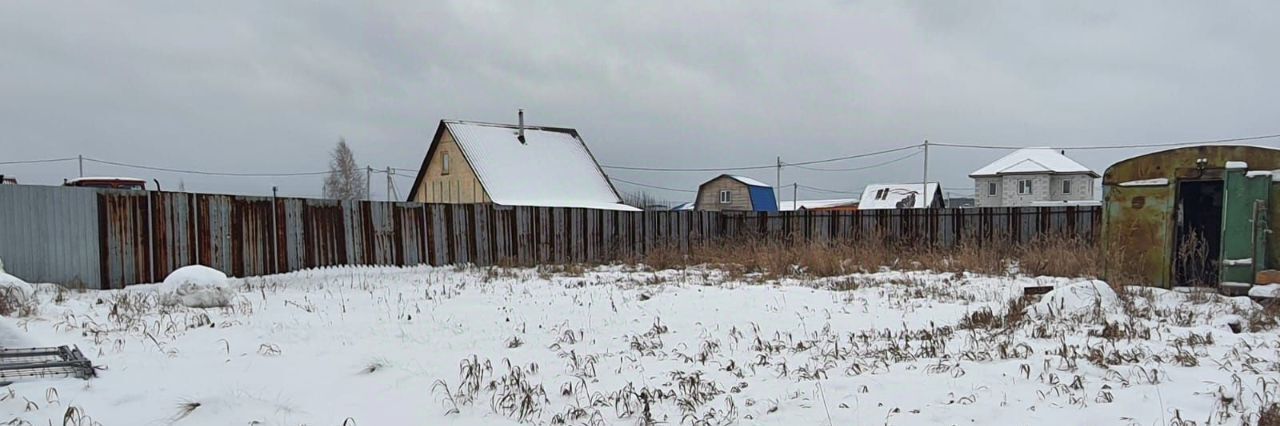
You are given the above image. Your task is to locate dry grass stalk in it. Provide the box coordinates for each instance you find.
[637,233,1101,279]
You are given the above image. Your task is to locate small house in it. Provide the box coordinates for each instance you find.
[694,175,778,212]
[406,116,639,211]
[970,148,1099,207]
[1101,145,1280,293]
[64,177,147,190]
[858,183,944,209]
[779,198,859,212]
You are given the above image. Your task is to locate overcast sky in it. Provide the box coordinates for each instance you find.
[2,1,1278,202]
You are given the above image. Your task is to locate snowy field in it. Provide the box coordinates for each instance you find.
[2,265,1279,425]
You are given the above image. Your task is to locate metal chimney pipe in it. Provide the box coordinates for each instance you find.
[518,109,526,144]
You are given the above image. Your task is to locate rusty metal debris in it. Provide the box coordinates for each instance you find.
[0,345,95,386]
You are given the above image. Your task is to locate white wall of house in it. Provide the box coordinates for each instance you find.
[974,177,1002,207]
[1000,174,1050,206]
[1048,174,1094,201]
[973,173,1096,207]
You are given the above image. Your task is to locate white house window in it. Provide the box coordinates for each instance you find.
[987,182,996,196]
[1018,180,1032,194]
[442,152,451,175]
[719,190,731,203]
[1062,180,1071,194]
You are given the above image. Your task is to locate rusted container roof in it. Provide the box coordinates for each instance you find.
[1102,145,1280,185]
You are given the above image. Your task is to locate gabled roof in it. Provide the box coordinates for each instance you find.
[408,120,639,211]
[969,148,1098,178]
[858,183,941,209]
[778,198,859,211]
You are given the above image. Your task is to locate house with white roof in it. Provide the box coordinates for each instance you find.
[406,117,639,211]
[858,183,944,210]
[969,148,1099,207]
[694,175,778,212]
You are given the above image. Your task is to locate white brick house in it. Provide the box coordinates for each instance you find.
[969,148,1099,207]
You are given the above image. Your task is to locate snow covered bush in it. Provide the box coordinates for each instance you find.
[0,270,35,316]
[1025,280,1117,321]
[157,265,236,308]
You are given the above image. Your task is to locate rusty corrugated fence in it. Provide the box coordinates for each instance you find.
[0,185,1101,289]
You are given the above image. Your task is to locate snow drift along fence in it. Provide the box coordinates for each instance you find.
[0,185,1101,289]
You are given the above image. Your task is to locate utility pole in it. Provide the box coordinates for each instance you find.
[793,183,798,209]
[386,166,393,201]
[922,139,929,199]
[776,156,782,205]
[366,166,372,201]
[78,155,83,177]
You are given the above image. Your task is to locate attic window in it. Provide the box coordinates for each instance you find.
[875,188,890,200]
[442,152,451,175]
[719,190,731,204]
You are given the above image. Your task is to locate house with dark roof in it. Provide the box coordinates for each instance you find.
[969,148,1099,207]
[406,117,639,211]
[694,175,778,212]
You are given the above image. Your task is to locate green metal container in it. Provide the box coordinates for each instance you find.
[1101,145,1279,289]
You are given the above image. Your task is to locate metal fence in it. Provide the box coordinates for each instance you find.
[0,185,1101,289]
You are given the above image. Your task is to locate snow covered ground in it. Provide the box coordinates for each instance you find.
[1,265,1278,425]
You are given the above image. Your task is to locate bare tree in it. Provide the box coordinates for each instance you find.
[622,190,673,210]
[323,138,368,201]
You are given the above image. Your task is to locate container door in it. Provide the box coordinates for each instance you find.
[1102,184,1174,287]
[1219,169,1271,285]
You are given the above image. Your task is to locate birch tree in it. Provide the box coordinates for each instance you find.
[323,138,367,201]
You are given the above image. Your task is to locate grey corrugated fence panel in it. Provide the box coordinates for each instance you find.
[280,198,305,271]
[0,185,101,289]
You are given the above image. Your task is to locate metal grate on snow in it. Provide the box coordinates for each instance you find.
[0,346,96,385]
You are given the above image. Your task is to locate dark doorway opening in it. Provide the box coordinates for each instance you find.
[1174,180,1224,287]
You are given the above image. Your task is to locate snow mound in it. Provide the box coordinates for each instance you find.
[0,271,35,307]
[1026,280,1117,320]
[1250,284,1280,298]
[158,266,236,308]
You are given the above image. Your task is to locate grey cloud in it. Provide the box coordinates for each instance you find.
[1,1,1277,203]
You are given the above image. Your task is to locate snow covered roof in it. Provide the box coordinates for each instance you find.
[858,183,941,209]
[728,175,771,187]
[66,177,146,184]
[409,120,639,211]
[969,148,1098,178]
[778,198,859,211]
[670,202,695,211]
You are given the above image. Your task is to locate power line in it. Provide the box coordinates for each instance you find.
[783,144,922,167]
[602,161,777,172]
[795,184,860,195]
[932,132,1280,150]
[787,149,922,171]
[608,176,698,193]
[600,143,921,172]
[83,157,332,177]
[0,157,78,166]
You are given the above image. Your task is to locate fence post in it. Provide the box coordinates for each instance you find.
[271,188,279,274]
[146,190,155,283]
